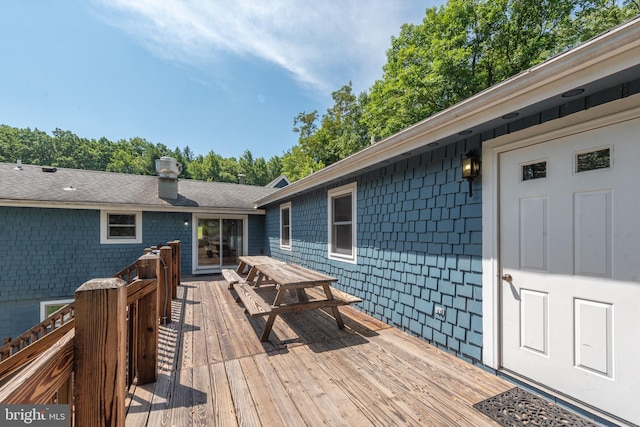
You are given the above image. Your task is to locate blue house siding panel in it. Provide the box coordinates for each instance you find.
[248,215,266,255]
[142,211,193,273]
[0,206,193,339]
[263,142,484,364]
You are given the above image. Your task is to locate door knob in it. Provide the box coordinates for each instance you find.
[502,273,513,282]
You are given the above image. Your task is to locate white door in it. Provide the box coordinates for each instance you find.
[194,216,246,273]
[499,117,640,425]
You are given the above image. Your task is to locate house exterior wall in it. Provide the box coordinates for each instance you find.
[264,140,485,364]
[0,206,192,339]
[261,79,640,367]
[248,214,266,255]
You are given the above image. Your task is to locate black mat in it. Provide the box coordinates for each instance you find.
[473,387,600,426]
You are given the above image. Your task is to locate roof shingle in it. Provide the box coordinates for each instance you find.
[0,162,278,211]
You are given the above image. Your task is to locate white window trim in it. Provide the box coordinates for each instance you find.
[40,298,74,321]
[100,210,142,244]
[280,202,292,250]
[327,182,357,263]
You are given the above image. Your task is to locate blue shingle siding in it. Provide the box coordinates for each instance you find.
[0,206,193,339]
[0,299,40,342]
[263,141,484,364]
[261,77,640,367]
[248,215,266,255]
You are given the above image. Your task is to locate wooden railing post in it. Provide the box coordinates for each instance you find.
[168,240,181,299]
[74,278,127,427]
[158,247,173,324]
[137,253,159,385]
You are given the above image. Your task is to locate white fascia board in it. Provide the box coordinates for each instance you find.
[0,200,266,215]
[255,18,640,208]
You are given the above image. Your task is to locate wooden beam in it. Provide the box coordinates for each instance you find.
[137,253,159,280]
[126,279,156,306]
[168,240,181,299]
[0,329,74,404]
[136,278,158,385]
[74,278,127,427]
[0,319,75,382]
[159,246,173,324]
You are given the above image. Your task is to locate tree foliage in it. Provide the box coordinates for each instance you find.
[290,0,637,163]
[284,82,370,177]
[0,125,282,186]
[1,0,636,184]
[363,0,638,141]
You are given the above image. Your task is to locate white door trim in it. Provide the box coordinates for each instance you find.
[481,93,640,369]
[191,213,249,274]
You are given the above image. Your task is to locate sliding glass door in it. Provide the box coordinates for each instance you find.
[195,216,245,272]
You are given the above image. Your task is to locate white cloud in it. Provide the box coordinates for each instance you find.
[91,0,436,94]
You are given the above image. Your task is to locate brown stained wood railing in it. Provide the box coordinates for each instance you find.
[0,329,74,405]
[0,256,135,363]
[0,240,181,363]
[0,302,75,361]
[0,320,75,382]
[113,259,139,285]
[0,240,181,426]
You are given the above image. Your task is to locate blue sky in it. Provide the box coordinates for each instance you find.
[0,1,443,160]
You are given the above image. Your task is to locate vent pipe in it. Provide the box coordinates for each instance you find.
[238,174,246,185]
[155,156,182,200]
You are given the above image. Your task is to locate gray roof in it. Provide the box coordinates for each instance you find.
[0,162,278,212]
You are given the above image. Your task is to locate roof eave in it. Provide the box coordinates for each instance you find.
[0,199,266,215]
[255,17,640,208]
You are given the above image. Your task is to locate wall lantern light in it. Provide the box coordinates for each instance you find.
[184,219,189,226]
[462,150,480,197]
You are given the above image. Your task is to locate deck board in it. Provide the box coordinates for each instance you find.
[126,277,511,426]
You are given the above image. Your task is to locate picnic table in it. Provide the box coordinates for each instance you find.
[222,256,361,341]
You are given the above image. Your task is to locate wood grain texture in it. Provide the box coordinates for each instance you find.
[74,278,127,427]
[233,282,273,316]
[125,278,510,426]
[0,319,75,381]
[0,329,74,404]
[222,269,245,288]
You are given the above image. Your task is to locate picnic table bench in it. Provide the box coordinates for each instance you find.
[222,256,361,341]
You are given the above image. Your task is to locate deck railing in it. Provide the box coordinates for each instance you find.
[0,240,181,426]
[0,303,75,362]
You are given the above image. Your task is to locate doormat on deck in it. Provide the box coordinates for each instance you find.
[473,387,599,427]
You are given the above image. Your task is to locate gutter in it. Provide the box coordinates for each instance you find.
[0,200,266,215]
[255,17,640,208]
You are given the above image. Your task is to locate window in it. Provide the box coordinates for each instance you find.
[40,299,74,321]
[100,211,142,244]
[576,147,611,173]
[328,183,357,262]
[280,202,291,250]
[522,160,547,181]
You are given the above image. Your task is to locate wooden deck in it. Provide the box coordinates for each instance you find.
[125,276,512,426]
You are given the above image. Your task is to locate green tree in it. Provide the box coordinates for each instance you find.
[238,150,273,185]
[186,151,223,181]
[290,83,370,178]
[313,82,370,164]
[266,155,284,182]
[363,0,616,140]
[106,138,153,175]
[218,156,240,183]
[556,0,639,48]
[281,145,323,182]
[0,124,283,185]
